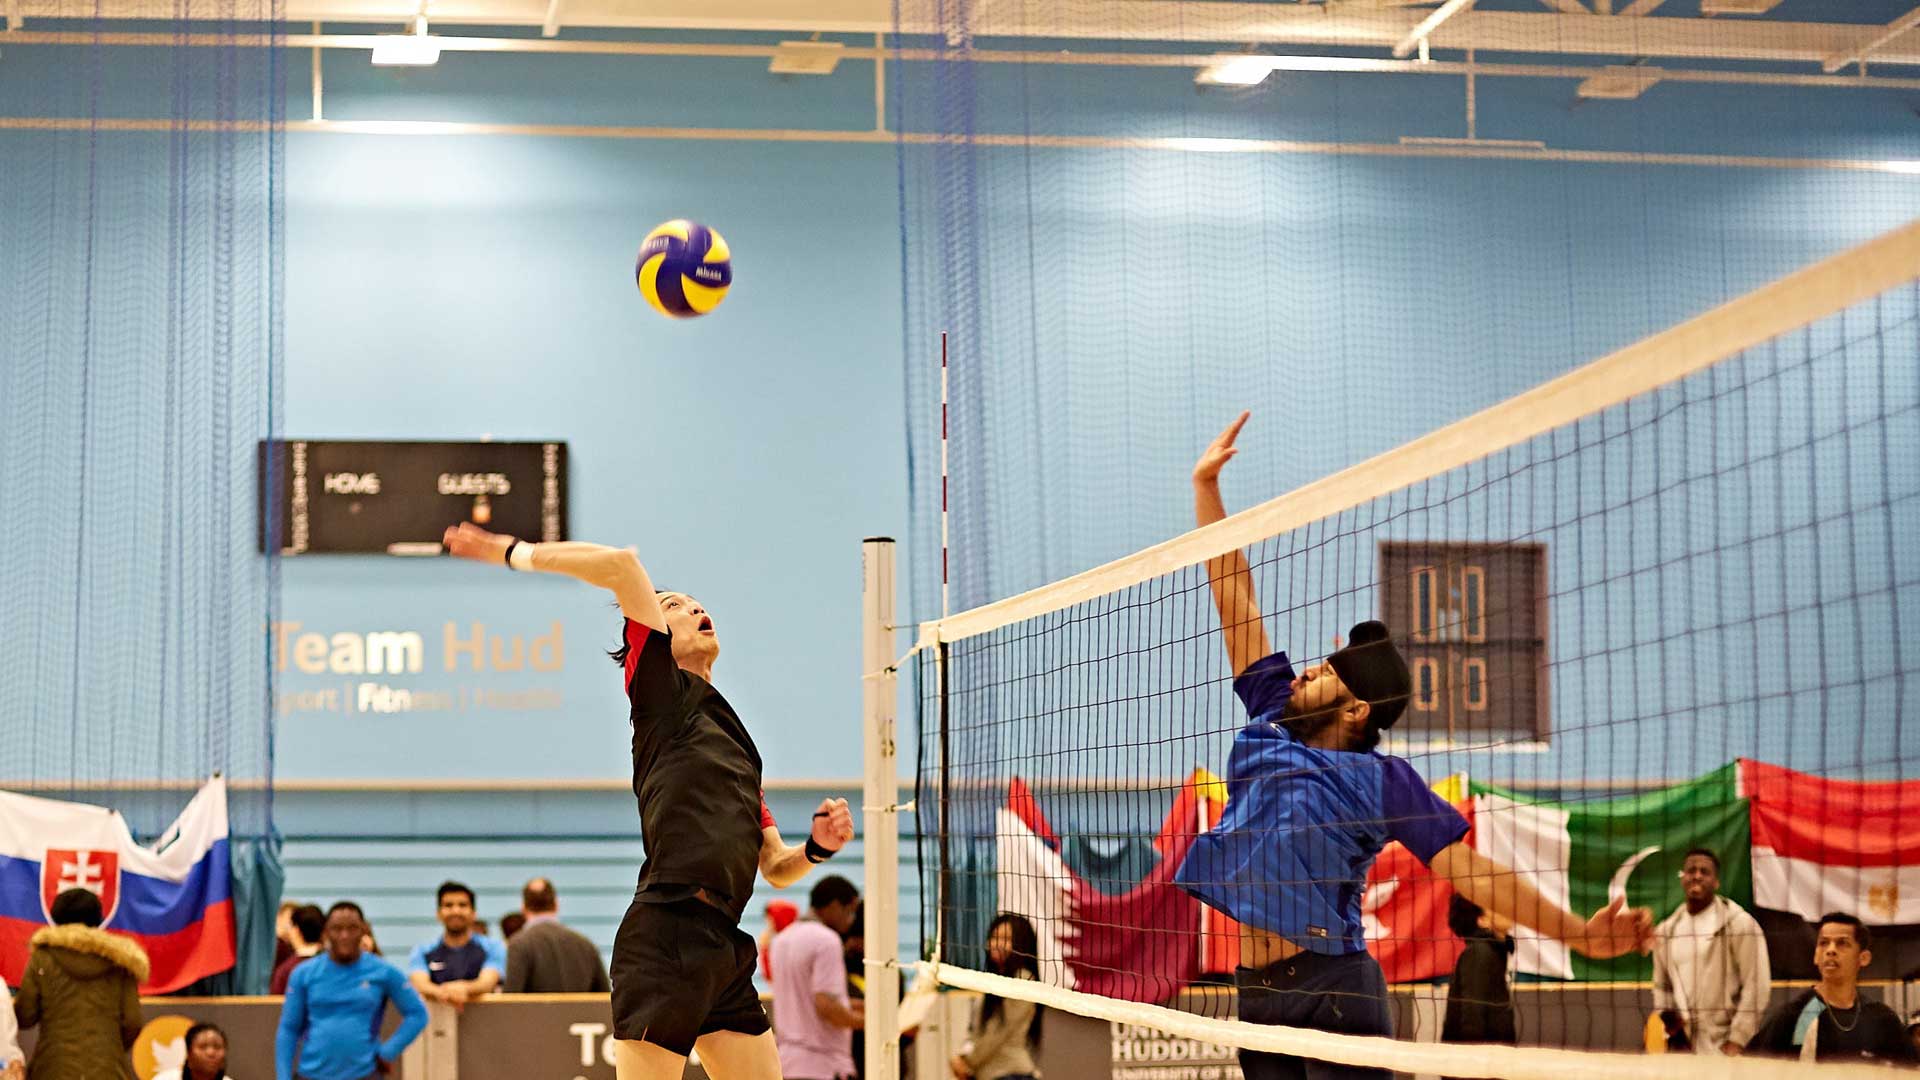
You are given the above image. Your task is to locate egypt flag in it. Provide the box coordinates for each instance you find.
[0,778,234,993]
[1741,759,1920,979]
[1466,764,1751,981]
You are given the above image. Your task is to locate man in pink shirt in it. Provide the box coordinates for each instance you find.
[771,876,864,1080]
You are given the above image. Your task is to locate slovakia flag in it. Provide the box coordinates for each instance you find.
[0,778,234,993]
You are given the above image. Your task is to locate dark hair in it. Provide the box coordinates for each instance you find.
[326,900,365,922]
[50,888,103,928]
[980,913,1045,1050]
[609,591,680,666]
[290,904,326,945]
[1817,912,1870,951]
[1683,847,1722,872]
[500,912,527,940]
[522,877,558,914]
[437,881,475,907]
[810,875,859,911]
[183,1021,227,1079]
[1448,894,1486,941]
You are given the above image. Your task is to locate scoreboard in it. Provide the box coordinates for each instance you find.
[260,440,568,555]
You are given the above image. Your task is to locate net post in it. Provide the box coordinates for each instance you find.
[861,536,903,1080]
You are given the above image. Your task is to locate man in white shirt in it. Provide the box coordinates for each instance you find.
[1652,847,1772,1055]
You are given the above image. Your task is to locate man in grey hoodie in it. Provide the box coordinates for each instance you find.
[1651,847,1772,1055]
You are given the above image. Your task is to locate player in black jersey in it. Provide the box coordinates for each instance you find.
[443,522,857,1080]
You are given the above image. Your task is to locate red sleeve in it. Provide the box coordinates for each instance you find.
[623,619,685,722]
[759,792,777,831]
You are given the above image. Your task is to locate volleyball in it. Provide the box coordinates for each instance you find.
[636,219,732,319]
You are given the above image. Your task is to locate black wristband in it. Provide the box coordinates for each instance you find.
[503,539,520,568]
[804,835,836,864]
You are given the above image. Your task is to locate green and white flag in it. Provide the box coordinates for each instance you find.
[1468,763,1751,981]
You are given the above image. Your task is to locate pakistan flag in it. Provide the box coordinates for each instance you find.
[1468,763,1750,981]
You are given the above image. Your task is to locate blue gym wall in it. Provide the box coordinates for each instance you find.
[4,23,1918,976]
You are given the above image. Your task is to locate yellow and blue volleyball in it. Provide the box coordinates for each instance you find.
[636,219,732,319]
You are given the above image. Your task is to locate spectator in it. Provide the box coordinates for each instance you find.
[1752,913,1915,1064]
[405,881,505,1010]
[1650,848,1770,1056]
[504,878,609,994]
[759,899,799,980]
[0,975,21,1080]
[276,902,427,1080]
[270,905,326,995]
[153,1021,236,1080]
[844,902,866,1079]
[771,876,864,1080]
[14,888,147,1080]
[472,919,490,939]
[1907,1010,1920,1060]
[951,913,1042,1080]
[275,903,301,970]
[1441,894,1516,1048]
[499,913,527,942]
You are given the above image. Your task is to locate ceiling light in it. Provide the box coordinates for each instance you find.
[1575,65,1663,100]
[769,40,844,76]
[373,17,440,66]
[1698,0,1782,14]
[1196,56,1273,87]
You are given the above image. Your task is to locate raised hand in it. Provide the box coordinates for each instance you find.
[1574,895,1655,959]
[442,521,512,565]
[811,797,855,854]
[1193,411,1250,487]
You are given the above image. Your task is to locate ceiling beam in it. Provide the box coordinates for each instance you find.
[14,0,1920,69]
[1620,0,1666,14]
[1822,3,1920,73]
[1537,0,1590,13]
[539,0,559,36]
[1392,0,1472,58]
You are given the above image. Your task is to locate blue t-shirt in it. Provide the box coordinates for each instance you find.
[276,952,428,1080]
[1173,651,1470,956]
[406,934,507,984]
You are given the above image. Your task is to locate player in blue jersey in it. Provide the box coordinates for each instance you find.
[1174,412,1655,1080]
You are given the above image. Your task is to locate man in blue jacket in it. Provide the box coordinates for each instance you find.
[277,902,428,1080]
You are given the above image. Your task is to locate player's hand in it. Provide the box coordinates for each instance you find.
[1193,411,1249,487]
[950,1054,973,1079]
[811,797,855,854]
[1573,896,1654,959]
[1721,1042,1744,1056]
[442,522,512,565]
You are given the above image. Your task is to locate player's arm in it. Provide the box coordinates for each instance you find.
[442,523,666,632]
[759,798,856,888]
[1193,412,1269,677]
[1429,842,1653,959]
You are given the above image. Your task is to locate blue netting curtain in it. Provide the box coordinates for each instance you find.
[1,3,286,991]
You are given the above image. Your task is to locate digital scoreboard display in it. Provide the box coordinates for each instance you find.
[260,440,568,555]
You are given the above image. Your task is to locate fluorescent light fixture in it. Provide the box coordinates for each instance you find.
[1195,56,1273,87]
[769,40,844,76]
[1575,65,1663,99]
[372,20,440,66]
[1698,0,1781,13]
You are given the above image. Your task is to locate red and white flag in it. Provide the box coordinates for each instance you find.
[1741,759,1920,978]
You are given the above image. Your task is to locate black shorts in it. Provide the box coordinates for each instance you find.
[610,897,769,1055]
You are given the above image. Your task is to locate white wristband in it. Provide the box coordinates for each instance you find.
[509,541,537,572]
